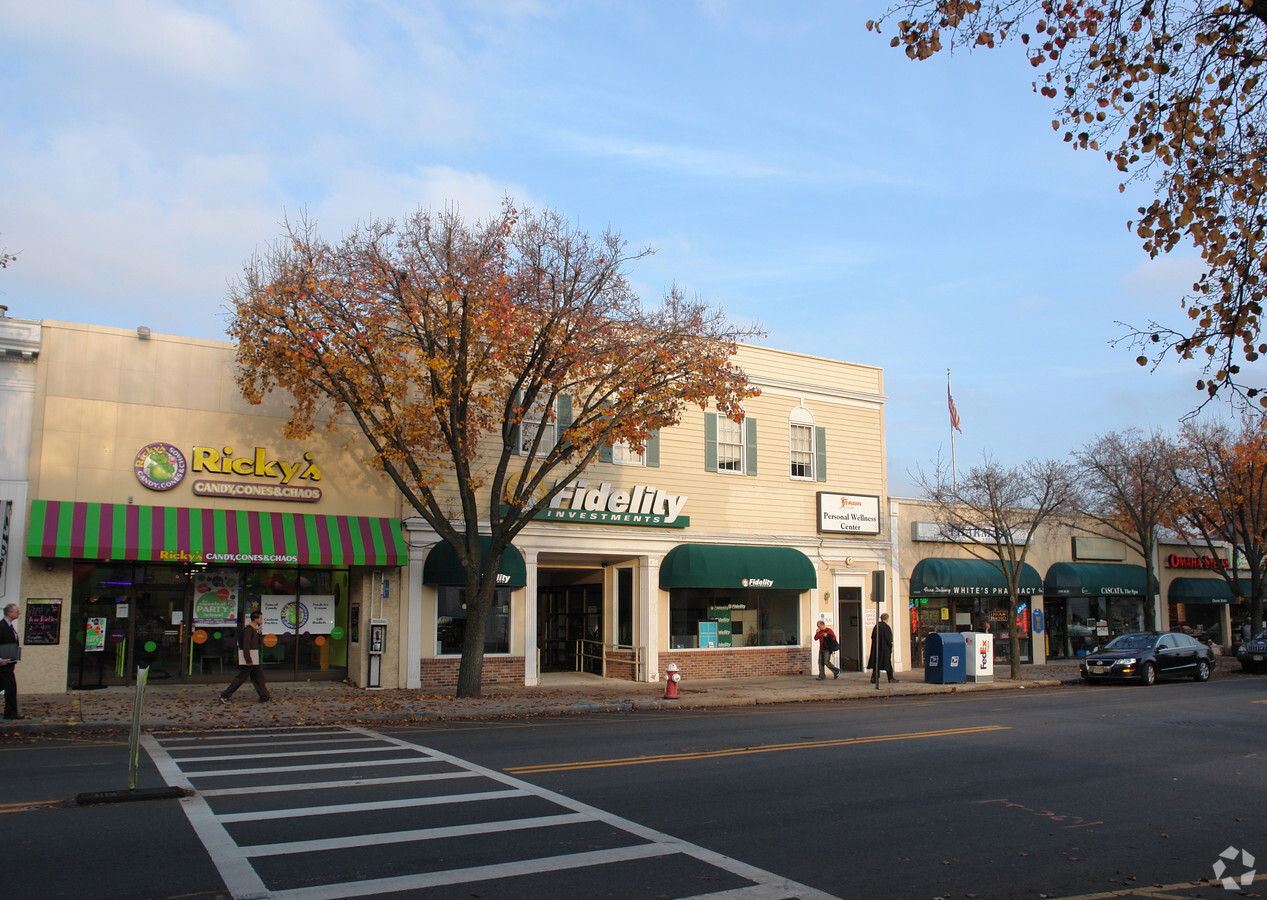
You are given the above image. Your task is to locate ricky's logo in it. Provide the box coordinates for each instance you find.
[192,446,323,484]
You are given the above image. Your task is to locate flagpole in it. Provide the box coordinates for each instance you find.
[948,368,957,494]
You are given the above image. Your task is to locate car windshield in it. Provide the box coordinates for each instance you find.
[1103,634,1155,651]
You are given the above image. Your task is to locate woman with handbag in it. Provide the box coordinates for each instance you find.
[219,609,272,703]
[814,619,840,680]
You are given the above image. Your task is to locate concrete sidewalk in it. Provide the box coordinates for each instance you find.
[0,664,1089,734]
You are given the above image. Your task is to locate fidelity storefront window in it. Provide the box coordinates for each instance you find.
[669,588,800,649]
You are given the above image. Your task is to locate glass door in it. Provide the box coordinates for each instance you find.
[132,586,187,681]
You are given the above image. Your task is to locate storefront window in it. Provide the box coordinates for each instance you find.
[1169,602,1223,645]
[669,588,800,648]
[617,568,634,647]
[240,567,350,678]
[1046,597,1145,658]
[437,586,511,655]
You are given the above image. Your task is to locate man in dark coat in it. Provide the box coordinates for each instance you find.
[219,609,272,703]
[0,603,23,719]
[867,612,897,684]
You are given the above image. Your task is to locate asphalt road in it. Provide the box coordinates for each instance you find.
[2,677,1264,899]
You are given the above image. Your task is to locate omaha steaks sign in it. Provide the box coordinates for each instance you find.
[1167,553,1229,570]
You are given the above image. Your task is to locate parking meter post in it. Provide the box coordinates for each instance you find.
[128,666,149,791]
[872,570,885,691]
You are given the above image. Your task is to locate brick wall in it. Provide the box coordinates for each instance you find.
[419,656,525,689]
[604,648,638,681]
[659,646,809,679]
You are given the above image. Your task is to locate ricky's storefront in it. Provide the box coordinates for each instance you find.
[14,321,407,693]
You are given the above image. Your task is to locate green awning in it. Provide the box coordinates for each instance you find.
[422,536,527,588]
[908,558,1042,598]
[659,544,817,590]
[1044,562,1157,598]
[1168,577,1236,604]
[25,499,405,566]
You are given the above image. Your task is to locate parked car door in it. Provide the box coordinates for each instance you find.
[1156,633,1190,677]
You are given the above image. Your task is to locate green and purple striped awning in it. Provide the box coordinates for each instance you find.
[26,500,406,567]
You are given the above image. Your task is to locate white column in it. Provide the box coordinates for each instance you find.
[523,550,539,686]
[639,555,660,682]
[402,520,428,690]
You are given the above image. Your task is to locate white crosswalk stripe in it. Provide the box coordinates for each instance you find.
[144,725,839,900]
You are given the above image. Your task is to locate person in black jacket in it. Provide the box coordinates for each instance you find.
[0,603,23,719]
[867,612,898,684]
[219,610,272,703]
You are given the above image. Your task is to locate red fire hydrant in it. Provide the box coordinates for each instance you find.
[663,662,681,699]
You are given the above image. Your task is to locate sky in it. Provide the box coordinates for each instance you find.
[0,0,1250,497]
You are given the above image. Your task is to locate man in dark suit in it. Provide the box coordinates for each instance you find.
[0,603,23,719]
[219,609,272,703]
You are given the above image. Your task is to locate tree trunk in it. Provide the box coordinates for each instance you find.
[455,583,495,698]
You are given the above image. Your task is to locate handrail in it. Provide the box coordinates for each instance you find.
[574,641,646,681]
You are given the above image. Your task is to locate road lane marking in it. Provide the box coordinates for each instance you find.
[241,811,592,857]
[505,724,1010,773]
[172,745,403,763]
[167,735,379,751]
[145,726,840,900]
[199,770,480,797]
[177,755,441,779]
[215,787,530,822]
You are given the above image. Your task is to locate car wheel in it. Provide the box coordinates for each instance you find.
[1140,662,1156,686]
[1194,659,1210,682]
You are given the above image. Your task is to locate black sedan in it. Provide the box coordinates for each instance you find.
[1238,630,1267,672]
[1080,632,1216,685]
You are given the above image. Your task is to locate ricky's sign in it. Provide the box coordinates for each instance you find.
[539,480,690,527]
[191,446,323,503]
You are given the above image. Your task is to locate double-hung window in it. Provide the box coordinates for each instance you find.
[716,416,745,473]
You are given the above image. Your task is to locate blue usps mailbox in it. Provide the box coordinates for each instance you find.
[924,632,967,684]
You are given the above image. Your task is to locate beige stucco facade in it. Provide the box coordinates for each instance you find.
[7,318,895,693]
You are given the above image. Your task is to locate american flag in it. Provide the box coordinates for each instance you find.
[948,384,962,433]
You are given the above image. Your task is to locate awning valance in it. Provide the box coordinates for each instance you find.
[26,500,406,567]
[908,558,1042,598]
[659,544,817,591]
[422,536,527,588]
[1044,562,1157,598]
[1168,576,1236,604]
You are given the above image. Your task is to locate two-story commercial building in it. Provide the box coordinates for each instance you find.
[8,317,895,691]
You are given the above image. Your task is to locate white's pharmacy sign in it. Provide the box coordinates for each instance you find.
[818,493,881,535]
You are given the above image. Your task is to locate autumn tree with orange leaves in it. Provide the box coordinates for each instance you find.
[229,204,761,697]
[1171,415,1267,634]
[869,1,1267,409]
[1072,428,1182,631]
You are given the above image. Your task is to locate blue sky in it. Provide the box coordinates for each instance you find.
[0,1,1242,495]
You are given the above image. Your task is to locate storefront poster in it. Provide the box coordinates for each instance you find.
[193,572,239,626]
[261,594,336,635]
[85,617,107,652]
[23,599,62,645]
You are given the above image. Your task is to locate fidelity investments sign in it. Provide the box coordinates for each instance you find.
[539,480,689,528]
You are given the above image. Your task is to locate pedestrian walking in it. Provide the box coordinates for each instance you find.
[814,620,840,680]
[220,609,272,703]
[0,603,23,719]
[867,612,897,684]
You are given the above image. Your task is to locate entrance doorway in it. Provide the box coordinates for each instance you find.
[837,586,862,671]
[537,569,603,674]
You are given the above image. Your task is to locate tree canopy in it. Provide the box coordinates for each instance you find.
[229,203,761,696]
[870,1,1267,408]
[1072,428,1181,630]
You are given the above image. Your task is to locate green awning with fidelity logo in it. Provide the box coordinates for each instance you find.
[659,544,817,590]
[422,536,527,588]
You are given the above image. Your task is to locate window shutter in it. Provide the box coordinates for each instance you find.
[599,442,613,463]
[815,426,827,482]
[704,413,718,473]
[557,394,572,434]
[745,417,758,476]
[645,430,660,467]
[510,391,522,455]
